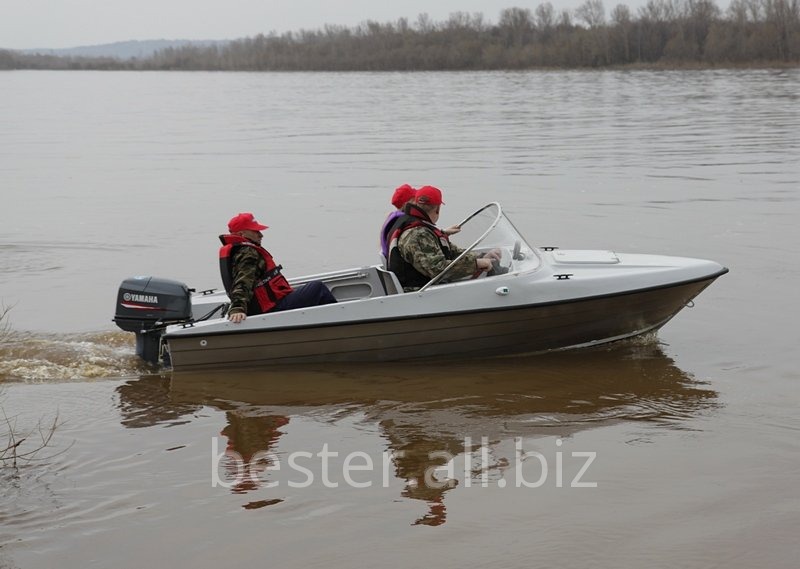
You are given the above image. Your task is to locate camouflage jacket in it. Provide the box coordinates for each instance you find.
[397,226,479,291]
[228,246,266,315]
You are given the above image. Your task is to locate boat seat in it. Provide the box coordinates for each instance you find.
[376,267,403,295]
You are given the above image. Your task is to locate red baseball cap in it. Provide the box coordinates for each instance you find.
[391,184,416,209]
[415,185,444,206]
[228,212,268,233]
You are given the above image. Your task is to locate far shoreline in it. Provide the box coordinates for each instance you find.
[3,62,799,72]
[3,0,798,73]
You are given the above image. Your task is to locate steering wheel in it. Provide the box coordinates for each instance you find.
[512,240,523,261]
[490,258,508,276]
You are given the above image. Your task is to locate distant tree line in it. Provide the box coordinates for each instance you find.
[2,0,798,71]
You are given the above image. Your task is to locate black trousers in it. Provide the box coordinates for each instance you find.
[271,280,337,312]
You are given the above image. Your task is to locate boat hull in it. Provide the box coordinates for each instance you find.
[167,275,719,371]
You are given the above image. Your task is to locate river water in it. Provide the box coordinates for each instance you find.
[0,69,798,568]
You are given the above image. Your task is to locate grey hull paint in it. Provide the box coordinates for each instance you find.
[167,275,720,371]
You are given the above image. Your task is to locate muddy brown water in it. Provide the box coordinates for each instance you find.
[1,69,798,568]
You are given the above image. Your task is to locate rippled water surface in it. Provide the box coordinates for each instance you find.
[1,69,799,568]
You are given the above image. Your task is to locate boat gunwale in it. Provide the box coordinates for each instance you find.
[165,267,728,341]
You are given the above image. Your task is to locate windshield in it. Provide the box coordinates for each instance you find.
[419,203,541,291]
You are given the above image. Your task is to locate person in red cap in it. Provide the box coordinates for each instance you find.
[385,186,494,291]
[219,213,337,323]
[379,184,461,260]
[379,184,416,259]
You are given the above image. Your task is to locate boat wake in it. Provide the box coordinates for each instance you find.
[0,330,150,382]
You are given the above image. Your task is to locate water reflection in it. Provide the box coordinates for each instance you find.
[220,412,289,495]
[115,342,717,526]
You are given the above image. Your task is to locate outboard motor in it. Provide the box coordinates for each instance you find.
[113,276,193,365]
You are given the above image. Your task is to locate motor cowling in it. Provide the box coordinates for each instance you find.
[113,276,193,365]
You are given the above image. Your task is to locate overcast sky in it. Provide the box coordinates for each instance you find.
[2,0,728,50]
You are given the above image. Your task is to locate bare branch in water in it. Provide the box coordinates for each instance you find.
[0,302,12,344]
[1,305,72,468]
[2,406,69,468]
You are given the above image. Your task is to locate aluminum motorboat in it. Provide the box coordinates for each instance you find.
[113,203,727,370]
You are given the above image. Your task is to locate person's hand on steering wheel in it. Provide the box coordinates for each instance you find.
[482,248,503,261]
[476,258,494,273]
